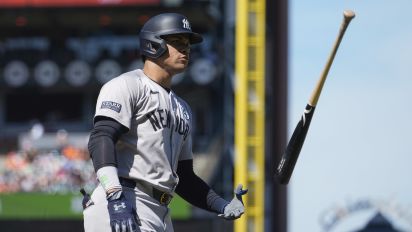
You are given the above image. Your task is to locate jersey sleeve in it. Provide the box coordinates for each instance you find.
[94,77,136,129]
[179,134,193,161]
[179,100,194,161]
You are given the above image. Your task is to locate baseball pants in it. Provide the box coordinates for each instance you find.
[83,184,174,232]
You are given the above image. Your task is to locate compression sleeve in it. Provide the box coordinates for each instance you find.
[88,116,128,171]
[175,159,229,214]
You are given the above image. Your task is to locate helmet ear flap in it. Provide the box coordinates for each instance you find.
[140,35,168,59]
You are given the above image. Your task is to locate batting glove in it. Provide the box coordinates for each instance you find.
[107,190,140,232]
[218,184,248,220]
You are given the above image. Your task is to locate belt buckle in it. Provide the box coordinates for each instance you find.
[160,192,172,205]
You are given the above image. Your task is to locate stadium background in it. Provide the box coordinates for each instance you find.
[0,0,286,231]
[1,0,412,232]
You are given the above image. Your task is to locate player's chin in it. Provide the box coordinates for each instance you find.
[174,63,187,72]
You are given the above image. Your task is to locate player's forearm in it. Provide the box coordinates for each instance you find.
[176,160,229,214]
[88,117,127,194]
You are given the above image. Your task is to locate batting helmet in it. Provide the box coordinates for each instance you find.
[139,13,203,59]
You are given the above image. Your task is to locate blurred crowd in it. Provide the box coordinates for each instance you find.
[0,144,97,194]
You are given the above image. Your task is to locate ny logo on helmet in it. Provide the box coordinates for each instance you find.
[182,19,191,30]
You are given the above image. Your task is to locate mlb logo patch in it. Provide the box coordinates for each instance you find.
[101,101,122,113]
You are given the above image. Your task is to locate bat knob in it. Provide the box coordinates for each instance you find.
[343,10,356,20]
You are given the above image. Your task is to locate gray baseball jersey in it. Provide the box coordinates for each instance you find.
[94,69,193,193]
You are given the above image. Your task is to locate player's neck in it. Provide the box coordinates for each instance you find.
[143,62,173,89]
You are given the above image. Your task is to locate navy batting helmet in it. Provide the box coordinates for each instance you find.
[139,13,203,59]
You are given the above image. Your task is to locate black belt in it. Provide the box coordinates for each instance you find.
[119,177,173,206]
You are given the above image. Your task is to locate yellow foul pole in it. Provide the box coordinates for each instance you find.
[234,0,266,231]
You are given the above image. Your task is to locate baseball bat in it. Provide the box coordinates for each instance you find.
[275,10,355,185]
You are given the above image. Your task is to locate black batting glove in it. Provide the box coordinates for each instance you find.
[107,190,140,232]
[218,184,248,220]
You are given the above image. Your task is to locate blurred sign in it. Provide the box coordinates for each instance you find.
[190,58,217,85]
[319,198,412,232]
[3,60,29,87]
[95,59,122,84]
[34,60,60,87]
[65,60,92,87]
[0,0,159,7]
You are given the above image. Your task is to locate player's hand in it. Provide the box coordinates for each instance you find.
[107,190,140,232]
[218,184,248,220]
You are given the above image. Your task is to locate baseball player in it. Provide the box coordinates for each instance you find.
[82,13,247,232]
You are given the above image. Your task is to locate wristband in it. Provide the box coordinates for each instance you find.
[96,166,122,194]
